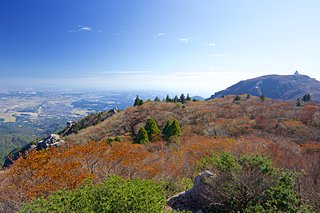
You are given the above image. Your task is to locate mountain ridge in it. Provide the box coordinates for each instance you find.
[208,73,320,102]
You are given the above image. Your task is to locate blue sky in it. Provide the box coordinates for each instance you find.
[1,0,320,97]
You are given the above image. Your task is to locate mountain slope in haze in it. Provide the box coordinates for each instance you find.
[208,73,320,102]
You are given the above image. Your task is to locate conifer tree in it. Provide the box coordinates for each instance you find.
[260,95,265,102]
[163,119,181,142]
[134,95,144,106]
[173,95,179,103]
[180,93,186,104]
[135,127,149,144]
[144,118,160,142]
[163,120,172,136]
[169,119,181,137]
[302,93,311,102]
[233,95,240,103]
[154,96,161,102]
[186,93,191,101]
[134,95,141,106]
[296,98,302,107]
[165,94,171,102]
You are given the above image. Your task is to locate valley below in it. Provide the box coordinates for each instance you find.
[0,89,165,166]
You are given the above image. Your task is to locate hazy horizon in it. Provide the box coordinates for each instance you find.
[1,0,320,97]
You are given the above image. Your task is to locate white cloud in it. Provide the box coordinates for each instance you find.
[157,32,166,37]
[68,25,93,33]
[201,43,216,47]
[179,38,192,44]
[78,25,92,32]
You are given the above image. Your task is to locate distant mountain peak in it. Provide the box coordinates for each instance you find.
[208,73,320,102]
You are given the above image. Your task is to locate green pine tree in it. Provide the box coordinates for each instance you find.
[260,95,265,102]
[186,93,191,101]
[154,96,161,102]
[163,119,181,142]
[144,118,160,142]
[180,93,186,104]
[135,127,149,144]
[165,94,171,102]
[134,95,141,106]
[233,95,240,103]
[296,98,302,107]
[169,119,181,137]
[302,93,311,102]
[173,95,179,103]
[163,120,172,136]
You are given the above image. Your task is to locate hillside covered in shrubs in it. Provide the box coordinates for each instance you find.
[0,95,319,212]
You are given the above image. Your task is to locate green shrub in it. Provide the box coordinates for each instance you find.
[197,152,310,212]
[134,95,144,106]
[233,95,240,103]
[302,93,311,102]
[145,117,160,142]
[135,127,149,144]
[106,136,121,144]
[163,120,181,142]
[20,175,166,213]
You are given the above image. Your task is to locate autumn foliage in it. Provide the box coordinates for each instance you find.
[0,95,319,211]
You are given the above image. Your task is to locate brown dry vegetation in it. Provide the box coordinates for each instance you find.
[67,95,320,145]
[0,95,319,211]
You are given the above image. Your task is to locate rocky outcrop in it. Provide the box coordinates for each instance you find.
[167,171,215,212]
[35,134,65,150]
[2,134,65,169]
[60,109,118,136]
[2,109,120,169]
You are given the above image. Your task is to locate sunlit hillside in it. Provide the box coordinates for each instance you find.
[1,96,319,212]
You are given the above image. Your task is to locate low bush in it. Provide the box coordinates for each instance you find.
[197,152,312,212]
[20,175,166,213]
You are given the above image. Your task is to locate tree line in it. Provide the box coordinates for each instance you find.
[134,93,194,106]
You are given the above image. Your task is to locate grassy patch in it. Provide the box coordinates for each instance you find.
[0,113,16,122]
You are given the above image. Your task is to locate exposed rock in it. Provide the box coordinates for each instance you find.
[60,109,118,136]
[111,108,119,114]
[67,121,75,127]
[167,171,215,212]
[36,134,65,150]
[2,134,65,169]
[163,205,173,212]
[133,123,145,135]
